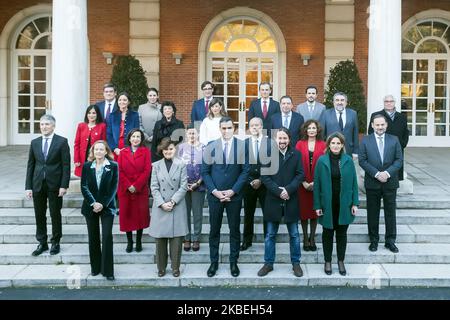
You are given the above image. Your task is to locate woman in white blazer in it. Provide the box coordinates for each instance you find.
[199,98,227,146]
[148,137,188,277]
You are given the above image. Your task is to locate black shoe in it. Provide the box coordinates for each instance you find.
[135,241,142,252]
[369,242,378,252]
[324,262,332,275]
[338,261,346,276]
[385,243,399,253]
[31,243,48,256]
[303,244,310,252]
[257,264,273,277]
[106,276,115,281]
[126,241,133,253]
[50,243,60,255]
[240,242,252,251]
[230,263,240,277]
[207,262,218,277]
[91,271,100,276]
[292,263,303,277]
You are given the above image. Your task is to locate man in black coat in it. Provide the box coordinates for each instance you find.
[247,82,280,133]
[258,127,304,277]
[368,94,409,180]
[25,114,71,256]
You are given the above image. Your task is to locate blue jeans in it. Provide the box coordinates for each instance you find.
[264,221,301,265]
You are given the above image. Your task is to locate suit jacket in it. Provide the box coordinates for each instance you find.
[148,158,189,238]
[368,110,409,149]
[25,134,71,192]
[80,160,118,217]
[269,112,305,147]
[95,100,119,122]
[73,122,107,177]
[106,110,140,151]
[248,98,280,130]
[358,133,403,190]
[260,146,304,223]
[201,137,250,202]
[296,101,326,121]
[191,98,208,124]
[245,136,270,183]
[319,107,359,155]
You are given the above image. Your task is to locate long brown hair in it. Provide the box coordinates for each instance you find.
[325,132,346,155]
[87,140,114,162]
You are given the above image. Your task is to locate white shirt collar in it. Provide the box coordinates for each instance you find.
[90,158,111,169]
[375,133,385,139]
[335,108,345,115]
[106,99,115,106]
[42,133,55,140]
[282,111,292,117]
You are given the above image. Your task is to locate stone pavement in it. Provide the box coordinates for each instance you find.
[0,146,450,288]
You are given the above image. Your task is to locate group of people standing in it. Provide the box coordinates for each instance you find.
[24,80,408,280]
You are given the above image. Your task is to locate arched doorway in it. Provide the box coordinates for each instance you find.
[402,18,450,146]
[11,14,52,144]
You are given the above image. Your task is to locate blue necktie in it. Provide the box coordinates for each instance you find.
[283,115,289,128]
[255,139,259,163]
[338,112,344,131]
[43,138,49,160]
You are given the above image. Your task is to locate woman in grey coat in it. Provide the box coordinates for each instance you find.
[148,137,188,277]
[138,87,162,146]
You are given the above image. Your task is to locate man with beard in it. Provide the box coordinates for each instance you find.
[296,85,325,121]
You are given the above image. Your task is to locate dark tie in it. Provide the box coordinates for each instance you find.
[338,112,344,131]
[223,142,228,165]
[254,139,260,163]
[105,103,111,121]
[205,99,209,115]
[262,100,268,118]
[190,145,195,164]
[43,138,49,160]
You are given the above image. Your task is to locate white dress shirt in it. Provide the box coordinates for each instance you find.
[335,108,347,128]
[104,99,116,117]
[281,111,292,128]
[260,98,270,114]
[221,137,233,160]
[41,133,54,155]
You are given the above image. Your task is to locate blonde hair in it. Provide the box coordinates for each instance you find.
[87,140,114,162]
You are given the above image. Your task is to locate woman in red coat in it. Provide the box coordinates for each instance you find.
[118,129,152,253]
[74,105,107,177]
[296,119,326,252]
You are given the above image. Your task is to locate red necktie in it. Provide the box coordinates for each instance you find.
[205,99,209,115]
[262,100,268,118]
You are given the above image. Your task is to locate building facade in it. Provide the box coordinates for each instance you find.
[0,0,449,147]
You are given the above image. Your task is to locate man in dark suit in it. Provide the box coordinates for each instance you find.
[201,116,250,277]
[95,83,118,123]
[25,115,71,256]
[368,94,409,180]
[241,117,268,251]
[191,81,214,125]
[319,92,359,159]
[269,95,304,147]
[247,82,280,132]
[359,114,403,253]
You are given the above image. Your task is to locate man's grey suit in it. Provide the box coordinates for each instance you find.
[296,101,325,121]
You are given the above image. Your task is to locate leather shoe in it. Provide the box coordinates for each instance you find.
[31,243,48,256]
[192,241,200,252]
[385,243,399,253]
[240,242,252,251]
[292,263,303,277]
[369,242,378,252]
[135,241,142,252]
[172,270,180,277]
[126,242,133,253]
[338,261,347,276]
[230,263,240,277]
[183,240,191,252]
[50,243,60,255]
[324,262,332,275]
[91,271,100,276]
[158,270,166,277]
[207,262,218,277]
[106,276,115,281]
[257,264,273,277]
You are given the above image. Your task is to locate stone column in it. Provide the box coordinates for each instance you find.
[51,0,88,155]
[366,0,413,194]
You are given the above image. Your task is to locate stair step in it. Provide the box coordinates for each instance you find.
[1,263,450,288]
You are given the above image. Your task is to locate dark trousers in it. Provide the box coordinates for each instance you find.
[322,224,349,262]
[155,236,183,272]
[243,185,266,244]
[33,181,62,244]
[85,213,114,277]
[366,187,397,245]
[209,199,242,263]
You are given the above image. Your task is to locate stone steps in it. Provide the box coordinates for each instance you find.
[1,223,449,244]
[1,208,449,225]
[1,263,450,288]
[1,243,450,265]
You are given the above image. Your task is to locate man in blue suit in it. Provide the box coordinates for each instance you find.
[191,81,214,125]
[269,95,304,147]
[319,92,359,159]
[359,114,403,253]
[95,83,118,123]
[247,82,280,132]
[202,116,250,278]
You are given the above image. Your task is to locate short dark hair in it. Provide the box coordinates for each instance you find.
[280,95,293,103]
[83,105,103,124]
[201,81,214,90]
[372,113,388,123]
[103,83,116,92]
[160,101,177,115]
[326,132,346,155]
[147,87,159,96]
[219,116,233,125]
[259,82,272,90]
[305,85,318,94]
[276,127,291,140]
[300,119,323,141]
[117,92,132,105]
[157,137,175,155]
[126,128,145,147]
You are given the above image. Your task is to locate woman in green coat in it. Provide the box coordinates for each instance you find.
[313,132,359,276]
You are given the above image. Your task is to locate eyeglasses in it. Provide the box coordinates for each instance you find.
[203,87,213,90]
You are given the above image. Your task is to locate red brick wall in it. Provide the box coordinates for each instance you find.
[160,0,326,124]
